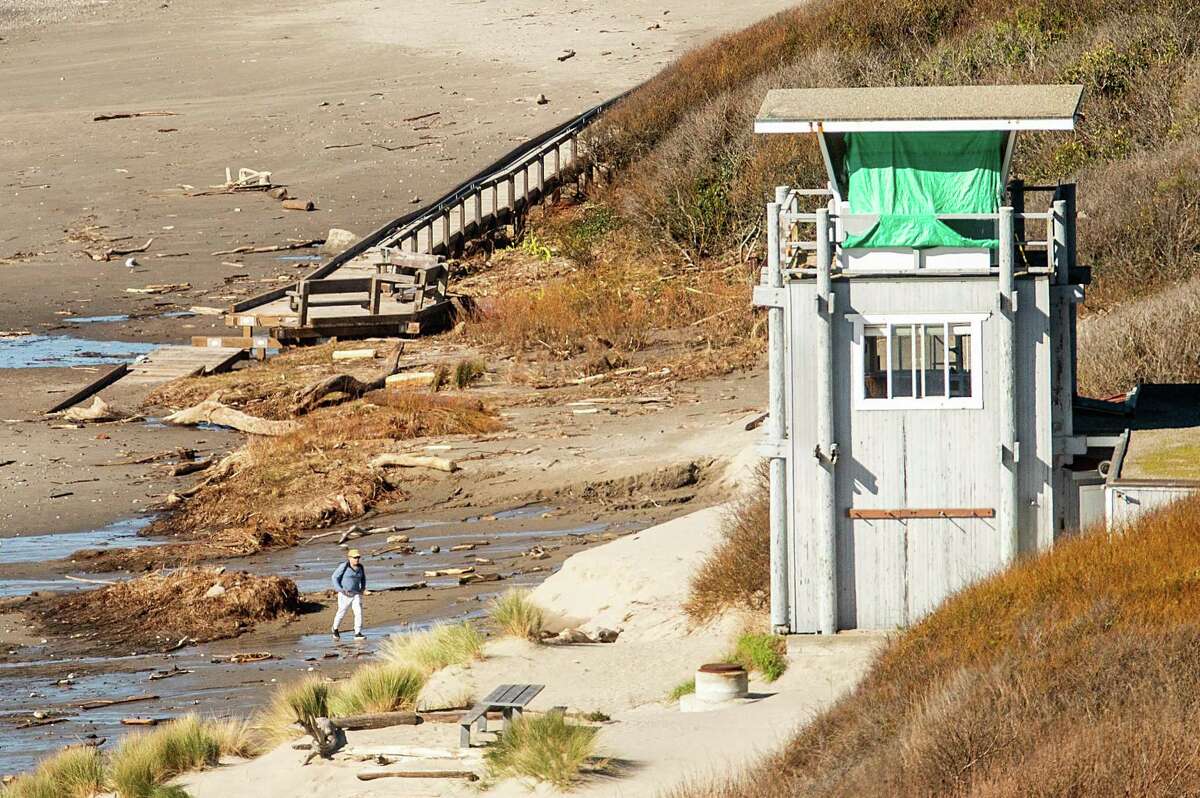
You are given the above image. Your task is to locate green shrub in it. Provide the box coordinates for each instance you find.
[489,589,545,641]
[730,633,788,682]
[452,359,486,389]
[328,663,425,716]
[668,678,697,701]
[379,621,485,674]
[484,713,598,788]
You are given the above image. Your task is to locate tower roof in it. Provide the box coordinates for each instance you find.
[755,84,1084,133]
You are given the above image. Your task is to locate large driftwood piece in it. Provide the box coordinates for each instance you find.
[369,454,459,473]
[163,399,298,436]
[291,346,404,416]
[356,770,479,782]
[330,711,421,731]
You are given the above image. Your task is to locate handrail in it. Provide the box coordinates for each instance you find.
[232,90,632,314]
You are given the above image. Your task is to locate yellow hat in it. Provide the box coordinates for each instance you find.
[347,549,361,558]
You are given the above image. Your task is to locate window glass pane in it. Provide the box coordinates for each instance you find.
[922,324,946,398]
[949,325,972,398]
[891,325,915,398]
[863,325,888,398]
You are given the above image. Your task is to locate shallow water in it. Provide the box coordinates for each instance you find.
[0,335,155,368]
[0,516,157,566]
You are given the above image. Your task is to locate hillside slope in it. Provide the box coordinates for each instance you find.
[668,495,1200,797]
[579,0,1200,396]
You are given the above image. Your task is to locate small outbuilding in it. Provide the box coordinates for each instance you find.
[752,84,1091,633]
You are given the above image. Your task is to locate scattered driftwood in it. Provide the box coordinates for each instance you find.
[302,717,346,763]
[62,396,127,423]
[83,237,154,262]
[291,346,403,416]
[423,567,473,578]
[93,111,177,121]
[569,366,646,386]
[125,282,190,295]
[330,711,420,731]
[101,447,196,467]
[172,450,249,501]
[375,581,427,593]
[369,454,458,473]
[17,717,70,729]
[403,111,440,123]
[357,770,478,782]
[341,745,473,760]
[282,199,316,211]
[743,411,769,431]
[163,399,298,436]
[64,574,119,587]
[121,717,163,726]
[332,349,376,362]
[77,694,158,711]
[170,458,212,477]
[459,572,501,586]
[211,652,274,664]
[210,239,322,257]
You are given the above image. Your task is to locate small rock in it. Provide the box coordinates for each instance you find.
[204,584,226,599]
[409,196,421,204]
[535,93,549,105]
[557,628,592,644]
[429,545,441,554]
[32,710,46,720]
[592,628,619,643]
[322,228,359,255]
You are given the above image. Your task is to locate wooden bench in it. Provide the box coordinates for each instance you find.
[459,683,544,748]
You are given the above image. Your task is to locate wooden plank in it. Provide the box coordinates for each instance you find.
[45,363,129,414]
[847,508,995,520]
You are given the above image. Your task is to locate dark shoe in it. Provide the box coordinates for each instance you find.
[353,632,366,640]
[332,630,341,641]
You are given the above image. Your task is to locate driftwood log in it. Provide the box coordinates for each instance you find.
[163,399,297,436]
[356,770,479,782]
[368,454,459,473]
[330,711,421,731]
[302,717,346,763]
[291,345,404,416]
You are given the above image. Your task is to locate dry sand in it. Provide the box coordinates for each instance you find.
[180,498,884,798]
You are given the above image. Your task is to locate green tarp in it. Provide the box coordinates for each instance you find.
[841,131,1005,249]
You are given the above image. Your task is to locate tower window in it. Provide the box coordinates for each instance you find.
[852,314,985,409]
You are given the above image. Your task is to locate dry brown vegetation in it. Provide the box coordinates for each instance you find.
[671,495,1200,798]
[684,464,770,625]
[155,391,501,545]
[576,0,1200,395]
[27,569,299,650]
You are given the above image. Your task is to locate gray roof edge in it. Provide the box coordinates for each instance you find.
[756,84,1085,125]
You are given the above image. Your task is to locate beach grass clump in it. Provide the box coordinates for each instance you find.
[488,589,545,641]
[668,678,696,702]
[327,663,426,717]
[452,359,487,389]
[684,464,770,625]
[1,745,106,798]
[378,622,485,674]
[254,677,331,745]
[484,713,599,789]
[206,717,263,759]
[107,715,219,798]
[729,632,788,683]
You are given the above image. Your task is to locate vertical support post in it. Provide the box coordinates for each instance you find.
[457,202,466,252]
[474,190,483,230]
[767,185,789,634]
[814,206,837,636]
[1009,177,1025,247]
[408,233,418,254]
[998,207,1019,564]
[297,280,310,328]
[507,176,517,213]
[536,154,545,196]
[441,210,451,253]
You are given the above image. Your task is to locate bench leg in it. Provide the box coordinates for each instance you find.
[476,713,488,735]
[460,724,471,748]
[502,707,514,732]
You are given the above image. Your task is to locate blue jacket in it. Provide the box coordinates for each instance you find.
[332,561,366,594]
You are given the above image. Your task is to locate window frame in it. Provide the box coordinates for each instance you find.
[848,313,987,410]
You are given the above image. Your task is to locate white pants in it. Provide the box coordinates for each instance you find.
[332,593,363,634]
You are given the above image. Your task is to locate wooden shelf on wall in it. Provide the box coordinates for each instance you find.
[847,508,995,520]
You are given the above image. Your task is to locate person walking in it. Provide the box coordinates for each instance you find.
[331,549,367,641]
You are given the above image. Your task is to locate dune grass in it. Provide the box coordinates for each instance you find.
[1,745,105,798]
[685,464,770,625]
[206,717,262,759]
[254,677,331,745]
[327,663,426,717]
[378,622,485,674]
[488,589,545,641]
[107,715,219,798]
[671,494,1200,797]
[484,713,599,789]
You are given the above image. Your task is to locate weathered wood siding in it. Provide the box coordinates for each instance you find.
[786,273,1054,631]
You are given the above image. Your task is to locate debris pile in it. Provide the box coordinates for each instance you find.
[26,568,301,651]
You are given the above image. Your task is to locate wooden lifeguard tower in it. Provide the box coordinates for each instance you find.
[752,85,1088,633]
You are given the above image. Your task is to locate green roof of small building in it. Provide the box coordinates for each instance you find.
[755,85,1084,133]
